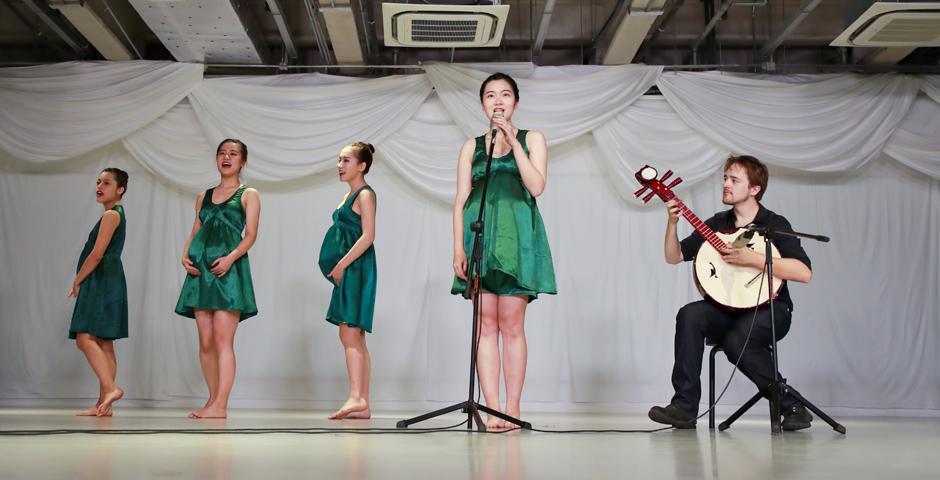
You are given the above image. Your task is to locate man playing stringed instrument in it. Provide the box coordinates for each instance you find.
[648,155,814,430]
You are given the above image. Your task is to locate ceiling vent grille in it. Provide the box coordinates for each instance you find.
[382,3,510,48]
[831,2,940,47]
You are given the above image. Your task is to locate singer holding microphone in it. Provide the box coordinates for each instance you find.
[451,73,556,431]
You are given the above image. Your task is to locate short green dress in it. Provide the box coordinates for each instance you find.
[451,130,557,301]
[318,185,377,333]
[175,185,257,320]
[69,205,128,340]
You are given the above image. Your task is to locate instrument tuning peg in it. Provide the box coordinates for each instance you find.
[642,191,656,203]
[668,177,683,189]
[633,186,649,198]
[661,170,673,182]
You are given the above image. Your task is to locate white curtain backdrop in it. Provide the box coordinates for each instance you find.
[923,75,940,103]
[883,96,940,178]
[1,62,939,414]
[122,102,219,191]
[656,72,923,172]
[592,96,730,200]
[188,74,433,181]
[425,62,663,143]
[0,61,202,163]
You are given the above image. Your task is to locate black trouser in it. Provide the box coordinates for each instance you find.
[670,300,797,415]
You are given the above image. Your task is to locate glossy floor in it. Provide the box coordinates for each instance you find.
[0,408,937,479]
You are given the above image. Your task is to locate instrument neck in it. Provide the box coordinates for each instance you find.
[676,199,728,250]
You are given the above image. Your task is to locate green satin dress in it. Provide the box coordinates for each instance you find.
[175,185,257,320]
[451,130,557,301]
[69,205,128,340]
[318,185,376,333]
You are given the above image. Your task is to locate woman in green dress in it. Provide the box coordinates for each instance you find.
[175,139,260,419]
[319,141,377,420]
[68,167,129,417]
[451,73,557,431]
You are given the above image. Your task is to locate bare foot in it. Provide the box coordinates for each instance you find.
[501,422,521,431]
[499,408,523,431]
[190,406,227,419]
[328,398,368,420]
[96,387,123,416]
[344,407,372,419]
[97,404,113,417]
[75,406,99,416]
[77,393,105,416]
[486,415,508,432]
[186,399,216,418]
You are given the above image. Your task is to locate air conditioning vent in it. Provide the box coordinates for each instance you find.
[382,3,510,48]
[831,2,940,47]
[411,19,479,43]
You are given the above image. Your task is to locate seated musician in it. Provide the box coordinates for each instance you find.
[648,155,814,430]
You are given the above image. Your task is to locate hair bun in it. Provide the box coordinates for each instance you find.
[367,143,375,153]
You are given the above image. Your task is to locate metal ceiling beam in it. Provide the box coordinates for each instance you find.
[0,0,72,59]
[759,0,823,58]
[20,0,91,56]
[587,0,629,60]
[234,0,273,65]
[196,62,940,74]
[641,35,837,47]
[690,0,737,55]
[50,0,137,60]
[301,0,335,65]
[351,0,379,64]
[601,1,667,64]
[321,4,365,64]
[594,0,631,44]
[532,0,557,58]
[633,0,686,62]
[265,0,298,59]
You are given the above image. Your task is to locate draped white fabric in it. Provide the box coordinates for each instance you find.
[2,61,940,414]
[122,102,218,191]
[2,62,937,194]
[377,95,465,203]
[592,96,730,201]
[425,62,663,143]
[923,75,940,103]
[0,61,202,163]
[883,96,940,179]
[656,72,924,172]
[187,74,433,181]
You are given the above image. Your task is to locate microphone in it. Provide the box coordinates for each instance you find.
[489,110,504,136]
[486,111,504,156]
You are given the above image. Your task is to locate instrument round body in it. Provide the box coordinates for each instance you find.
[693,229,783,310]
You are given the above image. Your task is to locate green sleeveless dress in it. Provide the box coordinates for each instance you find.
[318,185,377,333]
[69,205,128,340]
[175,185,257,320]
[451,130,557,301]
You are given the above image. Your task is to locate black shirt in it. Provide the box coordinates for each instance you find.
[679,204,811,311]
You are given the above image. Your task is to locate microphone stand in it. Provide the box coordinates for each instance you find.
[397,127,531,431]
[720,225,845,435]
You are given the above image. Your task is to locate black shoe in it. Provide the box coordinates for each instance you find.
[781,404,813,431]
[648,404,697,429]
